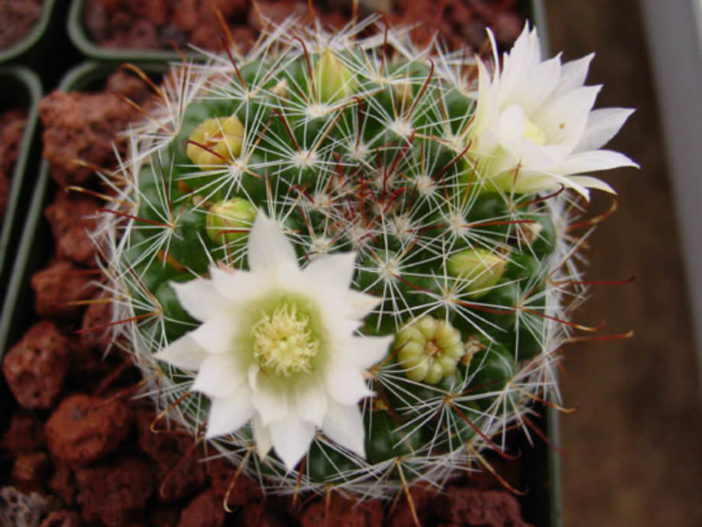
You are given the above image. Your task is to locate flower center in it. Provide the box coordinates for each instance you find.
[252,302,319,377]
[523,119,546,145]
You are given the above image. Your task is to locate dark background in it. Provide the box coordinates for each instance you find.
[544,1,702,525]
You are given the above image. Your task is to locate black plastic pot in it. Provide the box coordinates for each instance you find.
[0,57,561,525]
[0,66,42,303]
[0,0,57,63]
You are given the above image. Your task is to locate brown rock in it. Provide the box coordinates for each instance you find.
[105,70,153,105]
[41,510,84,527]
[178,490,225,527]
[432,487,531,527]
[2,321,70,410]
[46,394,133,466]
[49,463,77,506]
[248,1,309,31]
[44,191,100,266]
[386,482,438,527]
[11,452,49,494]
[208,457,262,508]
[238,502,288,527]
[75,457,155,526]
[79,297,113,352]
[31,261,99,320]
[300,493,383,527]
[2,410,46,454]
[136,408,208,502]
[40,91,139,186]
[150,506,181,526]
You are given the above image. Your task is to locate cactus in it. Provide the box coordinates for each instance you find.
[96,18,635,499]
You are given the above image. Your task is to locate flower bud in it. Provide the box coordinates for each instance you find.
[315,48,354,103]
[447,248,507,299]
[186,115,244,167]
[206,198,257,244]
[394,316,464,384]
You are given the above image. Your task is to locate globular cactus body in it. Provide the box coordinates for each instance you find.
[96,18,633,498]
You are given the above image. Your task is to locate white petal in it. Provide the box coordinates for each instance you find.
[294,380,327,427]
[171,278,229,322]
[247,213,298,272]
[324,360,373,405]
[568,175,616,194]
[192,353,245,398]
[250,376,289,426]
[304,252,357,288]
[553,53,594,98]
[252,414,272,460]
[576,108,635,151]
[205,385,254,438]
[345,290,381,319]
[552,149,639,175]
[269,416,316,470]
[342,336,393,369]
[536,85,601,148]
[321,400,366,458]
[209,266,265,304]
[188,315,235,354]
[154,335,208,371]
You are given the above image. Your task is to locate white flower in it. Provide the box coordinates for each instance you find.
[154,213,391,470]
[469,24,638,198]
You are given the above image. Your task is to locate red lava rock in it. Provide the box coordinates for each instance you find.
[248,1,309,31]
[0,0,42,50]
[0,108,27,175]
[150,506,181,526]
[2,321,70,410]
[300,493,383,527]
[208,457,262,508]
[40,510,84,527]
[45,394,133,466]
[432,487,531,527]
[177,490,225,527]
[2,410,46,454]
[136,408,208,502]
[11,451,49,493]
[75,456,155,526]
[49,463,77,506]
[79,297,113,352]
[105,69,153,105]
[44,191,100,266]
[40,91,139,186]
[31,260,99,320]
[238,502,289,527]
[386,482,438,527]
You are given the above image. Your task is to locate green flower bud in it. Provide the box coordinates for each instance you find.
[447,248,507,299]
[205,198,257,244]
[186,114,244,167]
[394,316,464,384]
[315,48,354,103]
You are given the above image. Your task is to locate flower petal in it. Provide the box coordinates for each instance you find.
[250,376,289,426]
[154,335,209,371]
[171,278,229,322]
[209,266,265,304]
[324,360,373,405]
[343,335,393,369]
[304,252,357,289]
[294,379,327,427]
[552,149,639,175]
[205,385,254,438]
[247,213,298,272]
[192,353,245,398]
[321,400,365,458]
[535,85,601,148]
[576,108,635,152]
[552,53,594,98]
[269,416,316,470]
[252,414,272,460]
[567,175,616,194]
[345,290,381,319]
[188,315,236,354]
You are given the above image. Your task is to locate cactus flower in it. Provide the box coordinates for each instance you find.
[154,213,391,470]
[206,197,257,244]
[469,24,638,198]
